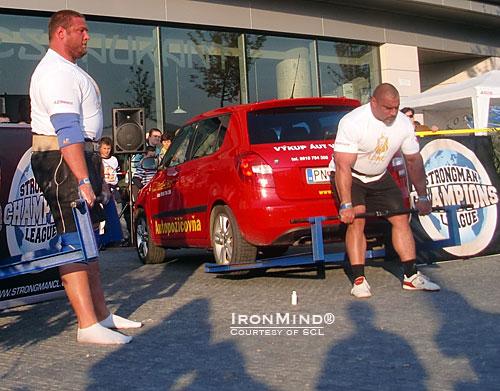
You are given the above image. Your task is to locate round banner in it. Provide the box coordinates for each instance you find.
[5,147,59,256]
[412,139,498,257]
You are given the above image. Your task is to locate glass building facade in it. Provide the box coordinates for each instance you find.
[0,12,380,136]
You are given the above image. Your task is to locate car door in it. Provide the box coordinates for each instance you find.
[150,123,197,246]
[174,115,228,245]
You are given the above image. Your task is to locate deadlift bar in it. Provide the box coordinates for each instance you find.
[204,204,471,276]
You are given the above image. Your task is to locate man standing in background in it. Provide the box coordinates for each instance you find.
[30,10,141,344]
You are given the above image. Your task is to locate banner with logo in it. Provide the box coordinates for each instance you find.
[0,125,65,309]
[410,135,500,263]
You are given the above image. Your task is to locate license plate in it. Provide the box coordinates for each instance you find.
[305,168,331,184]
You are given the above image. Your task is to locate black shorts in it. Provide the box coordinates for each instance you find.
[351,171,405,212]
[31,150,106,234]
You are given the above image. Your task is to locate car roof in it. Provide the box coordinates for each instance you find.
[185,97,361,125]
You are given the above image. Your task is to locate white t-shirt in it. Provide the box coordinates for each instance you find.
[332,103,419,183]
[30,49,103,141]
[102,156,120,185]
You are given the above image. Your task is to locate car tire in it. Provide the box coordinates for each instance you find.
[211,205,257,265]
[135,209,167,264]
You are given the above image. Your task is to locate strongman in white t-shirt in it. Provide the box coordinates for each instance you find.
[333,83,440,298]
[29,10,141,345]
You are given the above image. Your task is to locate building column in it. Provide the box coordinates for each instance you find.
[379,43,421,99]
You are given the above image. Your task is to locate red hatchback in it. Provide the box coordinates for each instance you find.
[134,97,410,264]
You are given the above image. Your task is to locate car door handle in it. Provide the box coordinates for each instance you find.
[205,168,215,174]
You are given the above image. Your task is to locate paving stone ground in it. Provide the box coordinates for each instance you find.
[1,246,499,391]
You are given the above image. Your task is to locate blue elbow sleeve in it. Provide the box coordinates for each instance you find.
[50,113,84,148]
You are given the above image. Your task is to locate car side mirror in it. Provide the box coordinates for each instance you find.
[141,157,157,170]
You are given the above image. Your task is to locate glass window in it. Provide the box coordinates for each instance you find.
[317,41,380,104]
[247,104,356,144]
[163,123,196,167]
[0,11,382,137]
[192,116,223,159]
[0,14,48,123]
[83,21,161,136]
[246,35,318,103]
[217,114,230,150]
[161,28,244,133]
[0,14,162,134]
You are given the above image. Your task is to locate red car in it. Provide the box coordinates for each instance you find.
[133,97,410,264]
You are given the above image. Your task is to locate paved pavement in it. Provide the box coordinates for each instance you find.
[1,246,499,391]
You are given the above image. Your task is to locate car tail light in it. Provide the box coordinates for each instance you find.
[236,152,275,188]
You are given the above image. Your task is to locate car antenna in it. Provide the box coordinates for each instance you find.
[290,53,301,99]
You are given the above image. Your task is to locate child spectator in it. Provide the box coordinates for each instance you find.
[100,137,120,194]
[158,132,173,162]
[99,136,130,246]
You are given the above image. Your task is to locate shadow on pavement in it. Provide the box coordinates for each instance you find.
[430,289,500,391]
[316,301,427,390]
[0,298,73,350]
[0,248,204,351]
[98,248,206,320]
[87,298,270,391]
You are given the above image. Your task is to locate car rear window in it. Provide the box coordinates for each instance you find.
[247,105,355,145]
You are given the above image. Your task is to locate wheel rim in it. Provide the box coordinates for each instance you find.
[213,213,233,264]
[136,217,149,260]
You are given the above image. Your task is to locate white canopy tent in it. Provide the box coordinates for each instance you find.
[400,70,500,130]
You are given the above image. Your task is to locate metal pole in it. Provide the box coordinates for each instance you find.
[128,154,135,246]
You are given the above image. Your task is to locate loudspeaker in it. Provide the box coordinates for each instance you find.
[112,108,146,154]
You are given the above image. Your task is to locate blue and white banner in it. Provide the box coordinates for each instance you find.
[0,125,64,308]
[411,135,500,260]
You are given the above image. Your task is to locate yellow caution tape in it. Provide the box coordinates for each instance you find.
[415,127,500,137]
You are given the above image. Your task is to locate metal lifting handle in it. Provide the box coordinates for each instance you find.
[289,204,474,224]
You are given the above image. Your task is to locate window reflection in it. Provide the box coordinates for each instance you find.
[0,12,381,134]
[246,35,317,102]
[165,123,197,167]
[0,14,47,123]
[318,41,379,104]
[161,28,245,134]
[83,22,160,136]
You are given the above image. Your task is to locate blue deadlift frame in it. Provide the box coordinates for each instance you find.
[0,199,123,280]
[204,205,465,276]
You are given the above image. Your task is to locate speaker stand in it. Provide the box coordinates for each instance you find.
[127,154,136,246]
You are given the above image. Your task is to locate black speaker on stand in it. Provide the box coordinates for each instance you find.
[112,108,146,246]
[112,107,146,154]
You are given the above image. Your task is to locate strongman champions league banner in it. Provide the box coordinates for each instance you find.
[0,125,64,309]
[410,135,500,263]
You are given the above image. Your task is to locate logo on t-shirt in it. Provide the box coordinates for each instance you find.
[53,99,73,105]
[368,135,388,162]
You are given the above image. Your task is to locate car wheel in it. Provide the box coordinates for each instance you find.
[135,209,167,264]
[211,205,257,265]
[258,245,289,259]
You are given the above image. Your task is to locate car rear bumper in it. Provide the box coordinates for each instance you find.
[233,198,393,247]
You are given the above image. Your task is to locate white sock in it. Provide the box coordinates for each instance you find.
[99,313,142,329]
[77,323,132,345]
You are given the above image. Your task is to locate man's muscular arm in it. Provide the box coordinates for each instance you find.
[51,113,96,207]
[334,151,357,224]
[405,152,431,215]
